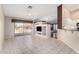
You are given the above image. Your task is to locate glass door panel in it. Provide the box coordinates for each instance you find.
[15,23,24,34]
[15,22,32,35]
[23,23,32,33]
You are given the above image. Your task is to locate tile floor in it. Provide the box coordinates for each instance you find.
[0,35,77,54]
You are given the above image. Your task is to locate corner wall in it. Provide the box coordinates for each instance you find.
[0,5,5,50]
[4,16,14,40]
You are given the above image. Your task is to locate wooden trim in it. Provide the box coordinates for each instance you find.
[12,19,33,23]
[57,4,62,29]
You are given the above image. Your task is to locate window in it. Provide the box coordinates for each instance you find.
[15,22,32,34]
[23,23,32,33]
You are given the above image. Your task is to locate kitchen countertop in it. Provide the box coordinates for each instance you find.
[62,28,79,33]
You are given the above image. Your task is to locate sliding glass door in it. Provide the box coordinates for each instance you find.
[23,23,32,33]
[15,23,24,34]
[14,22,32,35]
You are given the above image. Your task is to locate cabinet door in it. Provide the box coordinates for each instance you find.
[42,26,46,36]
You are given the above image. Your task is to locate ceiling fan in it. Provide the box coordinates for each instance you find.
[26,5,55,23]
[26,5,39,21]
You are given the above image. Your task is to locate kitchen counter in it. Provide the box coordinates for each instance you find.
[62,28,79,33]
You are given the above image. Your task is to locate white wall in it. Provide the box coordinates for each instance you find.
[58,29,79,53]
[0,5,5,50]
[62,6,79,30]
[5,16,14,40]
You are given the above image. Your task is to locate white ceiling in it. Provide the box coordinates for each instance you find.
[2,4,59,23]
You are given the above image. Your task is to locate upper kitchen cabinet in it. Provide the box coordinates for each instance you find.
[62,5,71,19]
[71,10,79,19]
[57,4,72,29]
[58,4,79,30]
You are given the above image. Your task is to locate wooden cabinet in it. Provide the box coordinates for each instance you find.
[58,4,71,29]
[57,5,62,29]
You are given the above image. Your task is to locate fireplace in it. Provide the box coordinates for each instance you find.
[36,26,42,32]
[76,23,79,30]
